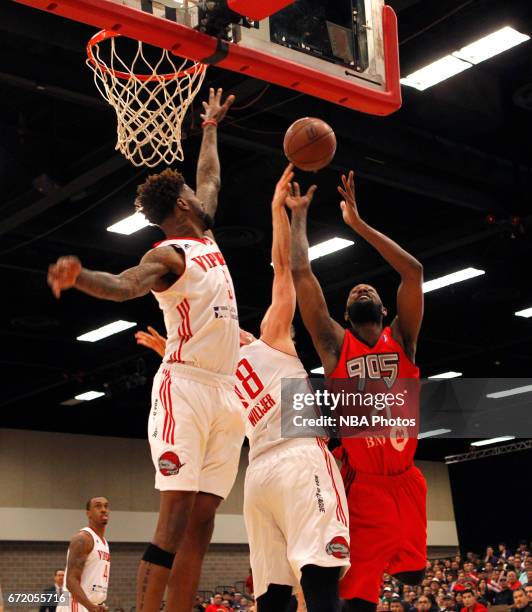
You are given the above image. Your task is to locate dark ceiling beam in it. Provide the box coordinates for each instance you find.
[0,155,128,236]
[0,71,107,110]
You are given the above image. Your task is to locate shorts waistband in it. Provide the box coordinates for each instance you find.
[354,464,417,486]
[160,362,236,389]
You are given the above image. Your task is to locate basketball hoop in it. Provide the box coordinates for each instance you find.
[87,30,207,168]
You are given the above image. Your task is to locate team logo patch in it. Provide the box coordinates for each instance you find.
[325,536,350,559]
[158,451,185,476]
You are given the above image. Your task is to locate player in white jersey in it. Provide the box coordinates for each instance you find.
[136,166,350,612]
[47,88,244,612]
[57,497,110,612]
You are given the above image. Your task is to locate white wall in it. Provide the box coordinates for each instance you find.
[0,429,457,546]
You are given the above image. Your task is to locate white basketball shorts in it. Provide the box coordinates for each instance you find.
[149,363,245,498]
[244,439,350,598]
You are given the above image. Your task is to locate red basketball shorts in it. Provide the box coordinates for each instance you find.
[339,465,427,603]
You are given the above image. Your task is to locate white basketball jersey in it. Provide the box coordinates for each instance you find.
[236,339,308,461]
[64,527,110,605]
[153,236,239,376]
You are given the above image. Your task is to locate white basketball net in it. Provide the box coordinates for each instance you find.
[87,31,207,168]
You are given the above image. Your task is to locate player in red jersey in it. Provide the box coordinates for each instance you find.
[288,171,426,612]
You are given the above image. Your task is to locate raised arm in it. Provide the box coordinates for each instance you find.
[287,183,345,375]
[259,165,297,354]
[339,171,424,361]
[65,532,102,612]
[196,87,235,220]
[47,246,184,302]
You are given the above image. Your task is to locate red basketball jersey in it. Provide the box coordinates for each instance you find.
[329,326,420,476]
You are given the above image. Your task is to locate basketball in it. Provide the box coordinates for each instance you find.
[283,117,337,172]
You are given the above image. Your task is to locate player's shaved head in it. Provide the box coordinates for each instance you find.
[86,496,109,510]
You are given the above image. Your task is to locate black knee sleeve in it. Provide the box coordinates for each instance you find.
[257,584,293,612]
[142,543,175,569]
[344,598,377,612]
[301,564,341,612]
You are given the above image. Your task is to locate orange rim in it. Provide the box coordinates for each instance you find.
[86,29,206,82]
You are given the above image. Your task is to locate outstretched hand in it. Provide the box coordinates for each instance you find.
[201,87,235,124]
[47,256,82,298]
[272,164,295,209]
[338,170,362,228]
[135,326,167,358]
[285,181,318,212]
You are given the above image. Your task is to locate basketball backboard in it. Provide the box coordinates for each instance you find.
[13,0,401,115]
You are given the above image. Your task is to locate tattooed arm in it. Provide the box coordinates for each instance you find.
[65,532,103,612]
[47,246,185,302]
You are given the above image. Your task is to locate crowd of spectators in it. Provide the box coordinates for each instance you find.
[373,541,532,612]
[193,541,532,612]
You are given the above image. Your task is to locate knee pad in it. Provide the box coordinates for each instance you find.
[142,543,175,569]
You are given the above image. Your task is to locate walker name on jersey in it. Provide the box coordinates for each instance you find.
[192,251,227,271]
[346,353,399,387]
[247,393,276,427]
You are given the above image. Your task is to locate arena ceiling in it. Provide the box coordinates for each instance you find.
[1,0,531,460]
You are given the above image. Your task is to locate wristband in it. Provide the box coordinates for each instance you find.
[202,119,218,129]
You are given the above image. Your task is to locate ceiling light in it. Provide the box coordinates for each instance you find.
[470,436,515,447]
[401,55,472,91]
[107,212,150,235]
[77,320,137,342]
[486,384,532,399]
[308,237,354,261]
[428,371,463,379]
[423,267,485,293]
[311,366,325,374]
[418,428,452,439]
[74,391,105,401]
[515,307,532,318]
[453,26,530,65]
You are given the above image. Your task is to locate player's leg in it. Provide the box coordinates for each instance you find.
[340,477,398,612]
[300,564,342,612]
[257,585,293,612]
[166,383,245,611]
[244,457,298,612]
[137,490,196,612]
[165,491,221,612]
[140,370,210,612]
[388,467,427,589]
[277,441,351,612]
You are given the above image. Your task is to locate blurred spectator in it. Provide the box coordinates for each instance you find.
[508,571,523,590]
[238,597,250,611]
[390,599,407,612]
[39,569,65,612]
[232,593,243,609]
[484,547,498,566]
[525,585,532,602]
[416,595,437,612]
[194,594,206,610]
[221,599,233,611]
[205,594,224,612]
[460,589,487,612]
[493,576,514,606]
[245,569,253,597]
[520,561,532,586]
[499,544,511,560]
[440,594,456,612]
[511,588,531,612]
